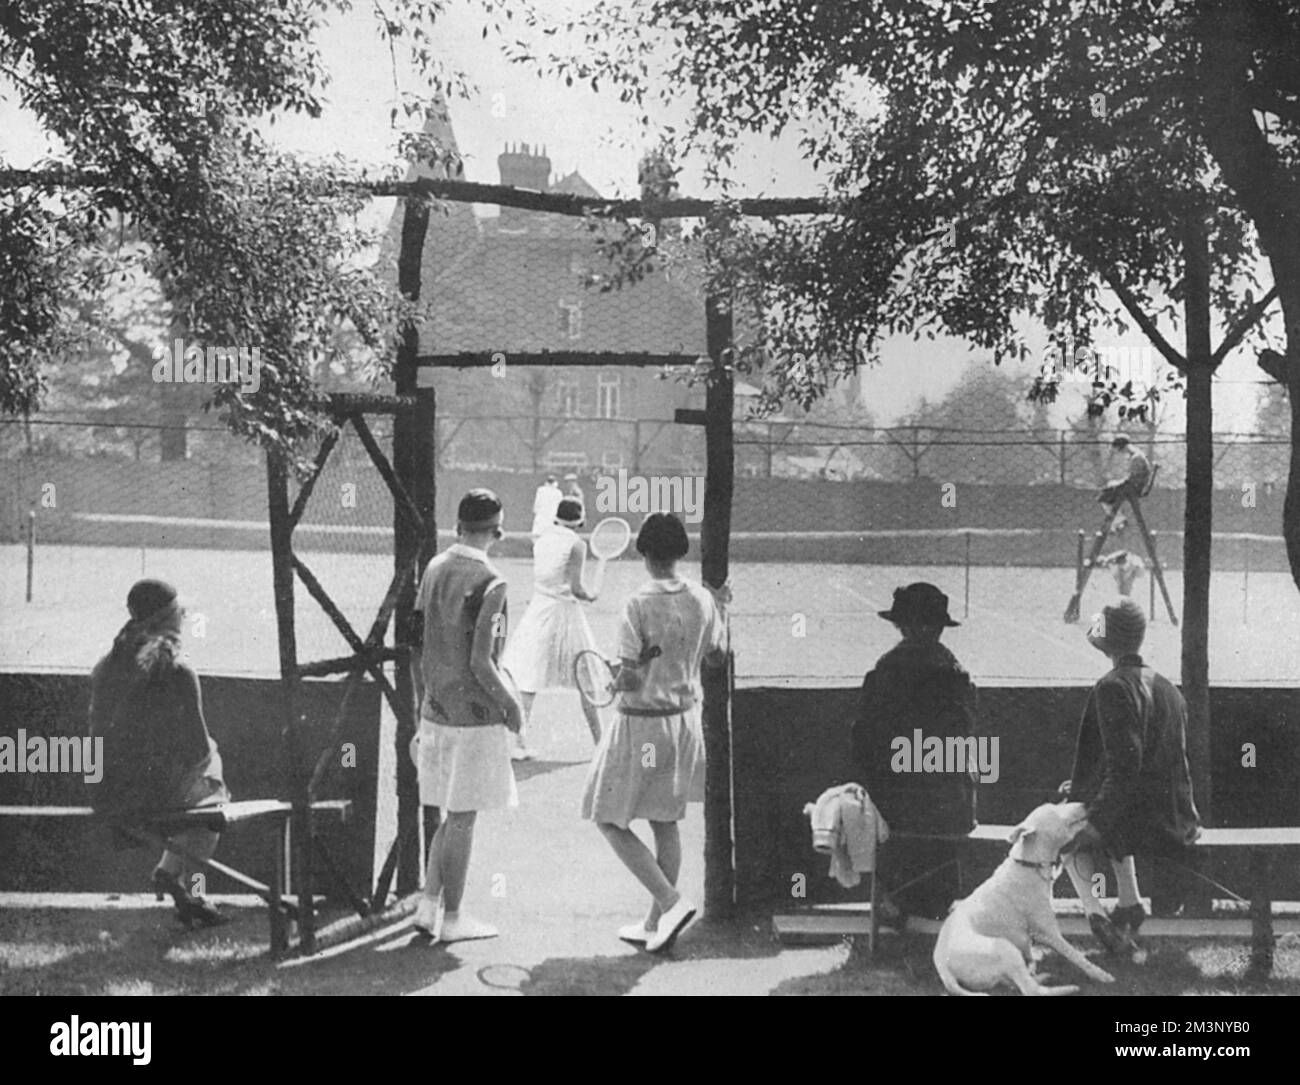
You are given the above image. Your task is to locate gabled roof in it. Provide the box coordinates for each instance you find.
[381,106,708,357]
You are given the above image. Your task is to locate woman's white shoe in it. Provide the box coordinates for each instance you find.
[645,898,695,953]
[618,922,654,945]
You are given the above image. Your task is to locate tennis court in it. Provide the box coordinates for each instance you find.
[5,540,1299,686]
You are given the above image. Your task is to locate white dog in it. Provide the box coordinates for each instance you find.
[933,802,1116,996]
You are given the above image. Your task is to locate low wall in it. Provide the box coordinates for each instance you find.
[0,673,380,897]
[732,684,1300,908]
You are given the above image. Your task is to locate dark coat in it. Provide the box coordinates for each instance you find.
[851,638,979,834]
[1069,656,1200,857]
[88,625,226,817]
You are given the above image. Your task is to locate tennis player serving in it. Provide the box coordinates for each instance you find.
[579,512,731,954]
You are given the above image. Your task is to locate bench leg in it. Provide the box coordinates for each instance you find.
[1249,848,1274,975]
[269,819,288,957]
[868,869,880,957]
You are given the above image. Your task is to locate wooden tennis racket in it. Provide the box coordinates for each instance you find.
[573,644,663,708]
[587,516,632,596]
[573,650,619,708]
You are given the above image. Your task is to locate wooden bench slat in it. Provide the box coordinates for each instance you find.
[773,910,1300,944]
[0,798,351,831]
[893,824,1300,846]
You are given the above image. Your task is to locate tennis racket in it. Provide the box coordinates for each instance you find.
[573,644,663,708]
[587,516,632,596]
[573,650,619,708]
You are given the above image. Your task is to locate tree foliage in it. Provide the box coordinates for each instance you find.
[0,0,478,469]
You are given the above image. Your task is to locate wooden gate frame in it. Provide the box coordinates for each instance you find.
[267,191,746,954]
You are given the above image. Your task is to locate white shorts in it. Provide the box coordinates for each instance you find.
[414,719,518,813]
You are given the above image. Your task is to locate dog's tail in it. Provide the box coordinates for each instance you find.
[934,957,988,997]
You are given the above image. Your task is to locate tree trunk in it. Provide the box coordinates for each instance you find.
[1285,371,1300,589]
[1181,216,1214,826]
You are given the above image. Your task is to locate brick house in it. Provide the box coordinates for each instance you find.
[384,108,709,477]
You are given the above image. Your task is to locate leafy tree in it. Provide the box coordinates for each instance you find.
[514,0,1300,821]
[0,0,477,469]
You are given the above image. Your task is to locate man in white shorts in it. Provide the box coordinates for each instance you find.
[411,489,524,943]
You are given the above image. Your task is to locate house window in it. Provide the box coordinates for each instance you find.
[556,377,580,417]
[545,451,588,470]
[597,373,620,419]
[558,301,582,340]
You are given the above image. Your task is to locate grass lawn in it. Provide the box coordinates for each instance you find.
[4,900,1299,997]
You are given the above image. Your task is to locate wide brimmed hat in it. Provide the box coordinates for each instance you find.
[878,582,960,627]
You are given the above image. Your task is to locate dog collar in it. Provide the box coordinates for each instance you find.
[1012,856,1060,883]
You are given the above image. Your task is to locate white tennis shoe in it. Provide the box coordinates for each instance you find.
[646,897,696,953]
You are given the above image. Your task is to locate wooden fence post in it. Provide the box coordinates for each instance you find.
[392,184,433,896]
[702,236,735,918]
[267,450,312,952]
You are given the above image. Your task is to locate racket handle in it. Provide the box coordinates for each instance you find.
[589,557,607,597]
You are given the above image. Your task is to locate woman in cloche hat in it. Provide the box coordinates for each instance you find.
[88,579,230,928]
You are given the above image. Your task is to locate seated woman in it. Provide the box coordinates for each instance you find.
[88,579,229,928]
[851,583,979,922]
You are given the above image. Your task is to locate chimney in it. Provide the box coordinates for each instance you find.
[497,142,551,231]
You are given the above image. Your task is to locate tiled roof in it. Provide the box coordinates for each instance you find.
[382,107,708,357]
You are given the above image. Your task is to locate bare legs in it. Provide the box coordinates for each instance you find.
[156,831,219,888]
[423,810,477,913]
[598,820,681,931]
[1064,848,1142,915]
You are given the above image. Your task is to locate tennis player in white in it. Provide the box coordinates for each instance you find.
[502,497,603,758]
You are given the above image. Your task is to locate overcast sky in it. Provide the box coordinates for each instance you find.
[0,0,1281,428]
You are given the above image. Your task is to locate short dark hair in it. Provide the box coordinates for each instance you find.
[556,497,584,524]
[636,512,689,562]
[458,488,503,529]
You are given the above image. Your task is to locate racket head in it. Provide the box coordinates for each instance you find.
[589,516,632,561]
[573,649,617,707]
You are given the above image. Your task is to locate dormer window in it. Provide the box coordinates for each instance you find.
[558,301,582,340]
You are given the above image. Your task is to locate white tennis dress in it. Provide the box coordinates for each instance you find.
[502,524,598,693]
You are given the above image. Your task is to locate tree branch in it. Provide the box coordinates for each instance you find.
[1212,284,1279,365]
[0,168,839,220]
[1099,269,1188,373]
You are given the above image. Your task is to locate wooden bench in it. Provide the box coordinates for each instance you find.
[0,799,352,955]
[775,823,1300,972]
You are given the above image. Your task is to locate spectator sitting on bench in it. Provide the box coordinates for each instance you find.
[1060,599,1201,957]
[851,583,980,922]
[88,579,229,928]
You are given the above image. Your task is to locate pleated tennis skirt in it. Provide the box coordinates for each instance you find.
[502,592,597,692]
[415,720,518,813]
[580,706,705,828]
